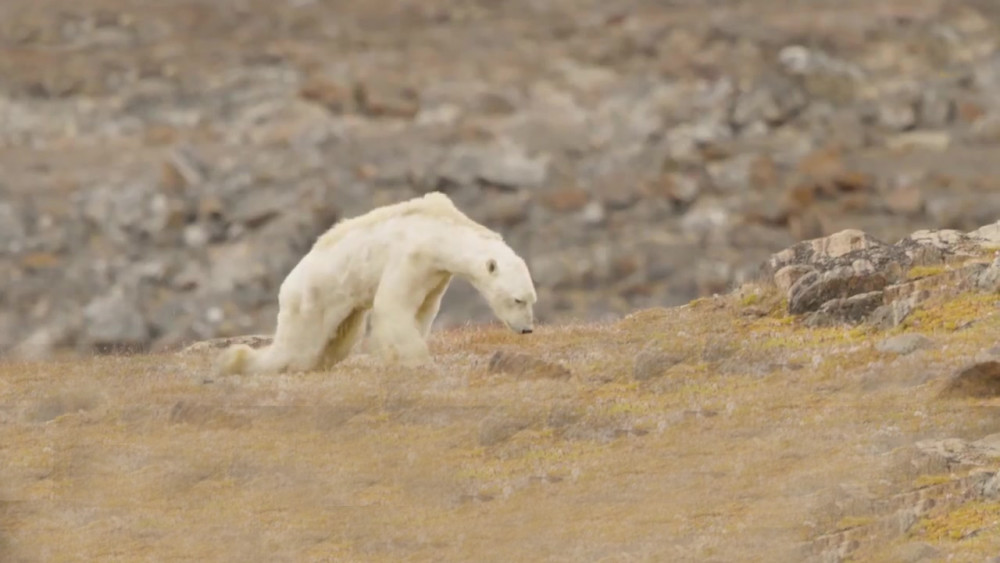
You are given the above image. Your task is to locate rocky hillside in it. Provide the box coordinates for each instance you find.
[5,0,1000,356]
[7,222,1000,561]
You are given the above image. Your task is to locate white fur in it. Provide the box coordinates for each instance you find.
[214,192,537,376]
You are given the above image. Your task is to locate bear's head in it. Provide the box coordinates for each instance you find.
[473,245,537,334]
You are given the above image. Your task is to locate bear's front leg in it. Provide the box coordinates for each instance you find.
[369,257,434,367]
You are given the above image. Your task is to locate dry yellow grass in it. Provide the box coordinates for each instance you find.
[4,291,1000,562]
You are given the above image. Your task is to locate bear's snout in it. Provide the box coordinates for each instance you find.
[520,328,533,334]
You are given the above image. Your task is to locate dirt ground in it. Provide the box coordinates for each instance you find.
[5,290,1000,562]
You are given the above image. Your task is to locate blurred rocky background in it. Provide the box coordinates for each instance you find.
[4,0,1000,357]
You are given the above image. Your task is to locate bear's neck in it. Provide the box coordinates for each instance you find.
[428,228,497,285]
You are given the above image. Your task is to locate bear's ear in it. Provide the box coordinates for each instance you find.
[486,259,497,275]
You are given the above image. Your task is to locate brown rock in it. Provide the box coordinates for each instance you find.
[788,209,826,241]
[749,154,778,189]
[956,100,986,124]
[353,81,420,119]
[885,186,925,216]
[299,75,350,113]
[542,187,590,212]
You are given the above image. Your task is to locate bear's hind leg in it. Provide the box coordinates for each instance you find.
[258,289,352,374]
[318,307,369,370]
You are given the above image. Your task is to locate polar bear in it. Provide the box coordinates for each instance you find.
[214,191,537,376]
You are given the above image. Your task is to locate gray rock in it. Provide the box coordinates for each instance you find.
[774,264,816,293]
[918,88,954,128]
[868,295,919,329]
[976,256,1000,291]
[435,143,550,190]
[730,73,806,129]
[788,265,890,315]
[766,229,892,274]
[876,333,933,356]
[877,98,918,131]
[805,291,885,327]
[0,202,26,253]
[82,287,150,351]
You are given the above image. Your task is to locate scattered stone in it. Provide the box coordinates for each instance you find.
[885,130,952,152]
[884,185,925,216]
[82,287,151,353]
[876,333,933,356]
[353,80,420,119]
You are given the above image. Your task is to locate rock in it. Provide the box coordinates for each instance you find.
[82,287,150,352]
[884,185,925,216]
[877,98,918,131]
[774,264,816,293]
[0,202,26,253]
[885,131,952,152]
[766,229,890,274]
[976,256,1000,291]
[729,73,807,129]
[298,75,351,114]
[918,89,954,129]
[353,80,420,119]
[915,435,1000,466]
[788,263,891,315]
[706,153,758,193]
[969,221,1000,246]
[805,291,885,326]
[939,361,1000,399]
[487,351,571,380]
[895,229,983,266]
[876,333,934,356]
[434,143,550,190]
[868,296,920,329]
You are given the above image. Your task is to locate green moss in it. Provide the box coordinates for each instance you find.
[910,501,1000,542]
[897,292,1000,333]
[913,474,954,488]
[836,515,876,530]
[907,265,949,280]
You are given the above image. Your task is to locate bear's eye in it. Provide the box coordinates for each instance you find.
[487,259,497,274]
[514,298,526,306]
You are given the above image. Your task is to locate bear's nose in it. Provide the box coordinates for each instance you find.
[521,328,533,334]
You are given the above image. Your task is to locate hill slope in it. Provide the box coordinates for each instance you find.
[5,274,1000,561]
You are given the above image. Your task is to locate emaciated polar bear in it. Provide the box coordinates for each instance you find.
[214,191,537,376]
